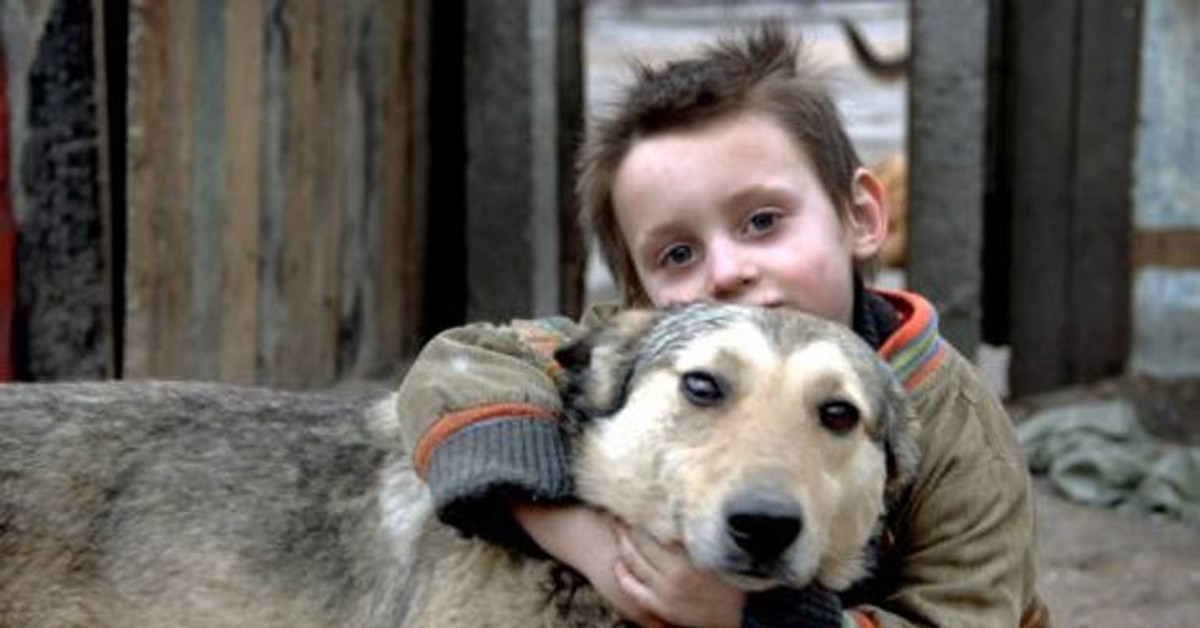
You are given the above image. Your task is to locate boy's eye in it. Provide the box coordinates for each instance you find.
[745,210,779,235]
[660,244,695,268]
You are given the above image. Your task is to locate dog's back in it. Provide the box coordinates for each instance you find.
[0,381,417,628]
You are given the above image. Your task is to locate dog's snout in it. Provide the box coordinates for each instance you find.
[724,495,803,562]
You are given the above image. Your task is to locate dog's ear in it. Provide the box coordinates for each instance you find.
[554,309,660,425]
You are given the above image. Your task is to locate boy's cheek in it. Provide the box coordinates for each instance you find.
[641,281,694,309]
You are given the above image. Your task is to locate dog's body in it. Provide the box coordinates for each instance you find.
[0,304,915,627]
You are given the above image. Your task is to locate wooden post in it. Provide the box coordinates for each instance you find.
[13,0,112,380]
[462,0,584,322]
[989,0,1140,395]
[907,0,990,357]
[0,44,14,380]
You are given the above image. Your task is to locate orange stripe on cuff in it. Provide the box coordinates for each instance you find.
[1020,596,1050,628]
[412,403,558,476]
[847,609,879,628]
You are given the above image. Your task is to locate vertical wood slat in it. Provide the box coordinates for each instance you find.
[189,0,224,379]
[221,0,264,383]
[556,0,584,319]
[998,0,1140,395]
[127,0,194,379]
[340,0,425,380]
[1002,0,1078,394]
[1068,0,1138,382]
[125,0,424,388]
[392,0,428,373]
[272,0,341,387]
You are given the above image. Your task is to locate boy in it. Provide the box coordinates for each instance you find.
[398,26,1047,628]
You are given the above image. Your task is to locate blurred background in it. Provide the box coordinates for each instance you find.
[2,0,1190,403]
[1,1,1198,623]
[0,0,1195,398]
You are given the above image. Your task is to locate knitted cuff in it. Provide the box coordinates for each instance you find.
[742,586,845,628]
[424,416,574,550]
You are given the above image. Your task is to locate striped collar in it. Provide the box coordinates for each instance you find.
[872,289,948,392]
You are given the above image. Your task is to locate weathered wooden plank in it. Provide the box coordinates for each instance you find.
[126,0,195,378]
[1068,0,1139,382]
[314,0,347,381]
[270,0,342,387]
[189,0,225,380]
[258,0,287,383]
[220,0,264,383]
[126,0,423,387]
[556,0,584,319]
[1002,0,1079,395]
[372,0,424,376]
[338,0,369,378]
[997,0,1141,394]
[1,38,16,380]
[462,0,582,322]
[338,0,426,380]
[399,0,431,363]
[1132,229,1200,269]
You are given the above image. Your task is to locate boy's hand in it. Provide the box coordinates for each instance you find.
[511,502,671,628]
[614,524,746,628]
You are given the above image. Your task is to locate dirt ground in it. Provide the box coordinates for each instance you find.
[1016,379,1200,628]
[1034,481,1200,628]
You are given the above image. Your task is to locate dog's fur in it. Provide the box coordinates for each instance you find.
[0,304,916,627]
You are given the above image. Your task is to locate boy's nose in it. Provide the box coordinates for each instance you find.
[706,243,758,298]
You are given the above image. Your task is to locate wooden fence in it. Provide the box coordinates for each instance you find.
[6,0,587,389]
[123,0,426,388]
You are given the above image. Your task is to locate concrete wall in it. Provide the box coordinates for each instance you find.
[1130,0,1200,379]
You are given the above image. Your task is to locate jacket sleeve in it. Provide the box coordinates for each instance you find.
[395,315,585,549]
[850,349,1043,628]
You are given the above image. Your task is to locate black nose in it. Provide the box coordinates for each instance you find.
[724,495,803,562]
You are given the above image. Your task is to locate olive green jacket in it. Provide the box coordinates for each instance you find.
[396,290,1048,628]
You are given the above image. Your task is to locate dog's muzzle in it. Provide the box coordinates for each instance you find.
[722,491,804,577]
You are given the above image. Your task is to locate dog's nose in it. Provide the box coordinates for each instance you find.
[724,495,803,562]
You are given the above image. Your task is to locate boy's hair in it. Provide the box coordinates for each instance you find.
[577,24,865,305]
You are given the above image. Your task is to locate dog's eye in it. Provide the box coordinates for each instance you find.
[818,400,860,434]
[680,371,726,407]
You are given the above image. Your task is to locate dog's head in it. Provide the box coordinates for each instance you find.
[555,303,916,591]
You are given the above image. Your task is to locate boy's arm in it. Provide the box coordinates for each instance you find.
[397,317,582,546]
[396,317,854,628]
[849,357,1042,628]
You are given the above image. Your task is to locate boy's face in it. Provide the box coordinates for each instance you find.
[611,112,888,327]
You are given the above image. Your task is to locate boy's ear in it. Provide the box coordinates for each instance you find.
[847,167,889,261]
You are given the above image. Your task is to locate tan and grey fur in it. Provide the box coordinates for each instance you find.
[0,304,916,627]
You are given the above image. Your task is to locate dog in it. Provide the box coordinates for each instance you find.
[0,303,916,627]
